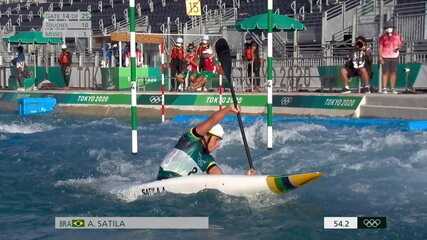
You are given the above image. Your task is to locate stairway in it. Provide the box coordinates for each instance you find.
[360,95,427,119]
[184,8,236,34]
[183,8,236,47]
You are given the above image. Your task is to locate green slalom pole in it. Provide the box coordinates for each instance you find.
[267,0,273,150]
[129,0,138,154]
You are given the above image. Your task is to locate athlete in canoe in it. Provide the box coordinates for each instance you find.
[157,106,256,180]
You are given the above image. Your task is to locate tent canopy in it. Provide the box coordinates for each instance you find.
[236,13,305,32]
[4,31,63,44]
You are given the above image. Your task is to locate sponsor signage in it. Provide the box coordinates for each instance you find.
[273,95,362,110]
[0,92,363,110]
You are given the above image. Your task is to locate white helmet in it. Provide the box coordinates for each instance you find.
[176,37,183,44]
[208,124,224,139]
[202,35,209,44]
[61,44,67,49]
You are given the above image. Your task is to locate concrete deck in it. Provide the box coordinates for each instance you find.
[360,94,427,119]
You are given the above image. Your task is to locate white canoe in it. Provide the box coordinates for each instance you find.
[114,172,322,202]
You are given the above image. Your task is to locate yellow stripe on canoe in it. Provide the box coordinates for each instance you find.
[288,172,322,187]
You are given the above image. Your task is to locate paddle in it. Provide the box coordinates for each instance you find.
[215,38,255,171]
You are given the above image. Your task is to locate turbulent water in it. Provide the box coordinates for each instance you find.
[1,112,427,240]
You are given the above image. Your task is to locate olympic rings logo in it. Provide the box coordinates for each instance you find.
[149,96,161,104]
[280,97,293,106]
[362,219,381,228]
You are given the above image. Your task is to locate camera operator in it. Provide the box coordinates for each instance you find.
[340,36,373,94]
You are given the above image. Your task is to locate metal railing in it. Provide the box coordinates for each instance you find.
[331,25,353,42]
[326,0,360,20]
[183,7,236,34]
[395,1,427,15]
[272,32,288,57]
[323,0,399,44]
[103,15,149,35]
[360,0,375,16]
[396,13,426,42]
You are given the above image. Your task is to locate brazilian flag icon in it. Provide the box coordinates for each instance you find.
[71,219,85,228]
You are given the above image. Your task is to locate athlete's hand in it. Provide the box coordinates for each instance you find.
[226,105,240,114]
[246,168,257,176]
[379,58,384,65]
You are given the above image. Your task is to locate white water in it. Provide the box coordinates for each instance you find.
[3,114,427,239]
[0,122,55,134]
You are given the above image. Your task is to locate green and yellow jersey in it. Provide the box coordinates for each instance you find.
[157,128,217,180]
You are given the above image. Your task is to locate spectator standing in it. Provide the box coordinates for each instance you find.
[174,43,198,91]
[243,41,251,60]
[197,35,210,70]
[170,37,185,91]
[136,45,143,67]
[123,43,130,67]
[106,43,113,67]
[200,48,216,73]
[177,48,220,92]
[244,41,261,91]
[340,36,373,94]
[11,45,26,91]
[196,35,210,57]
[185,43,198,73]
[58,44,72,89]
[122,44,142,67]
[198,48,222,91]
[112,43,119,67]
[379,21,403,94]
[101,43,111,67]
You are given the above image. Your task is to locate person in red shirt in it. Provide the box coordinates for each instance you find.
[196,35,210,57]
[175,43,199,91]
[379,21,403,94]
[124,44,143,67]
[201,48,217,73]
[136,46,143,67]
[170,37,185,91]
[58,44,72,88]
[185,43,198,73]
[244,41,261,91]
[197,35,210,70]
[177,48,222,92]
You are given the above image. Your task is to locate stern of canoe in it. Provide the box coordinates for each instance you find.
[266,172,322,194]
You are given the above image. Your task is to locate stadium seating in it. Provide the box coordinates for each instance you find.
[0,0,348,34]
[0,0,425,51]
